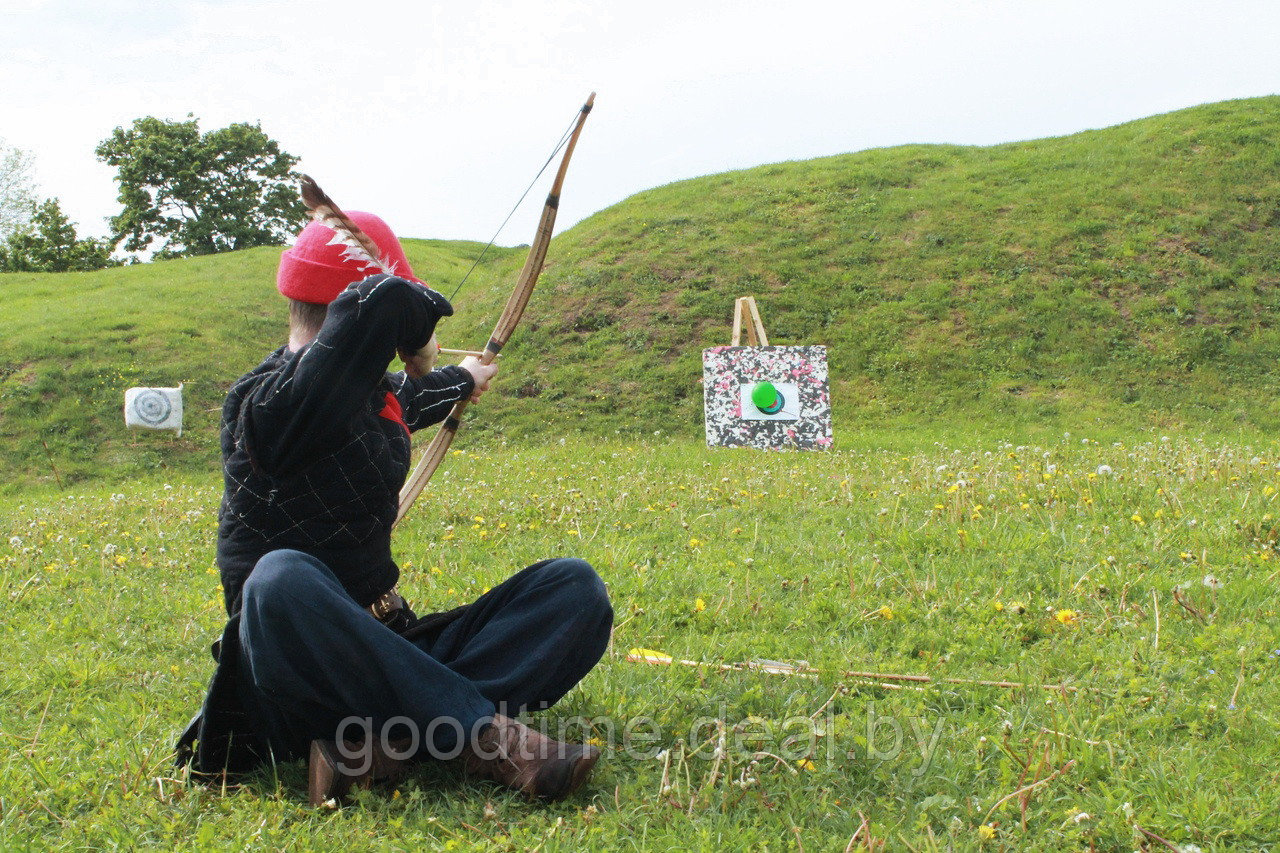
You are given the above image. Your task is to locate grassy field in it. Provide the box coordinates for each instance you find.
[2,433,1278,850]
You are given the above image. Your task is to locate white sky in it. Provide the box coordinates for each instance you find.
[2,0,1277,248]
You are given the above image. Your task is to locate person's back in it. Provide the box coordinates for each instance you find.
[215,267,468,613]
[178,203,612,807]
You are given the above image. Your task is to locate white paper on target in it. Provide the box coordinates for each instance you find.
[124,385,184,435]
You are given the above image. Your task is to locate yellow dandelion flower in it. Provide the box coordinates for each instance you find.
[878,605,894,620]
[1054,609,1080,625]
[694,598,706,612]
[1131,513,1144,525]
[993,601,1004,612]
[797,758,816,772]
[978,824,997,841]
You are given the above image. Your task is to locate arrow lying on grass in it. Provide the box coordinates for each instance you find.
[625,648,1081,693]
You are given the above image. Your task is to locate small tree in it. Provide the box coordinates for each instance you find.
[96,116,306,258]
[0,138,37,242]
[0,198,118,272]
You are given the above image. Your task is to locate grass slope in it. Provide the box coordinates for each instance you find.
[0,240,519,489]
[2,97,1279,488]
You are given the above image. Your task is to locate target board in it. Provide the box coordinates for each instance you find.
[124,385,184,435]
[702,346,832,449]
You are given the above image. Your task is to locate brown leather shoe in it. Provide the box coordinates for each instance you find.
[463,713,600,800]
[307,738,413,807]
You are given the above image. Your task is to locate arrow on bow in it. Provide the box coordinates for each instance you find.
[394,92,596,528]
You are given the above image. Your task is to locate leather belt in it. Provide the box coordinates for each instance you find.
[366,586,406,623]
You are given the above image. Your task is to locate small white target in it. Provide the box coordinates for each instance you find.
[125,385,184,435]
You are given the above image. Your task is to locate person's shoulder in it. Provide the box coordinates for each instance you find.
[340,274,453,317]
[243,346,290,378]
[226,347,289,398]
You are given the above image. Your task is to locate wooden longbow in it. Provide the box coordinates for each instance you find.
[394,92,596,528]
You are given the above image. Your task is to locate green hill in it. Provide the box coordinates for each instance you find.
[521,95,1280,438]
[3,96,1279,488]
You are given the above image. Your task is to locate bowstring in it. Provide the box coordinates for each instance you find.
[447,110,581,302]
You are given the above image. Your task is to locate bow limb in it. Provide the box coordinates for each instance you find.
[394,92,596,528]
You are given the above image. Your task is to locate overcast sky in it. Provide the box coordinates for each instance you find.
[3,0,1277,250]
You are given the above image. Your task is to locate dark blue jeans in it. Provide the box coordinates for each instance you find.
[235,550,613,760]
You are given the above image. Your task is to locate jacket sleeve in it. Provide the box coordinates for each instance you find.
[389,365,475,432]
[240,274,453,473]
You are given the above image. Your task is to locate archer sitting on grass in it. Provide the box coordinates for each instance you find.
[176,197,613,806]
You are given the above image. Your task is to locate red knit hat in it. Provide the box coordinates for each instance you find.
[277,211,423,304]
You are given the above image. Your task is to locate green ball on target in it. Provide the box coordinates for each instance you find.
[751,381,785,414]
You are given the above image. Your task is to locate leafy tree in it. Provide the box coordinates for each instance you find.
[96,116,306,258]
[0,198,118,272]
[0,138,37,242]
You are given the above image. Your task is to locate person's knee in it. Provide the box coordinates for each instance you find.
[549,557,613,623]
[239,550,328,677]
[242,549,323,616]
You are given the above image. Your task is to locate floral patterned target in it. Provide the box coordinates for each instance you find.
[702,346,832,449]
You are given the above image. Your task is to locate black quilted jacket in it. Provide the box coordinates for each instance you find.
[215,274,474,613]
